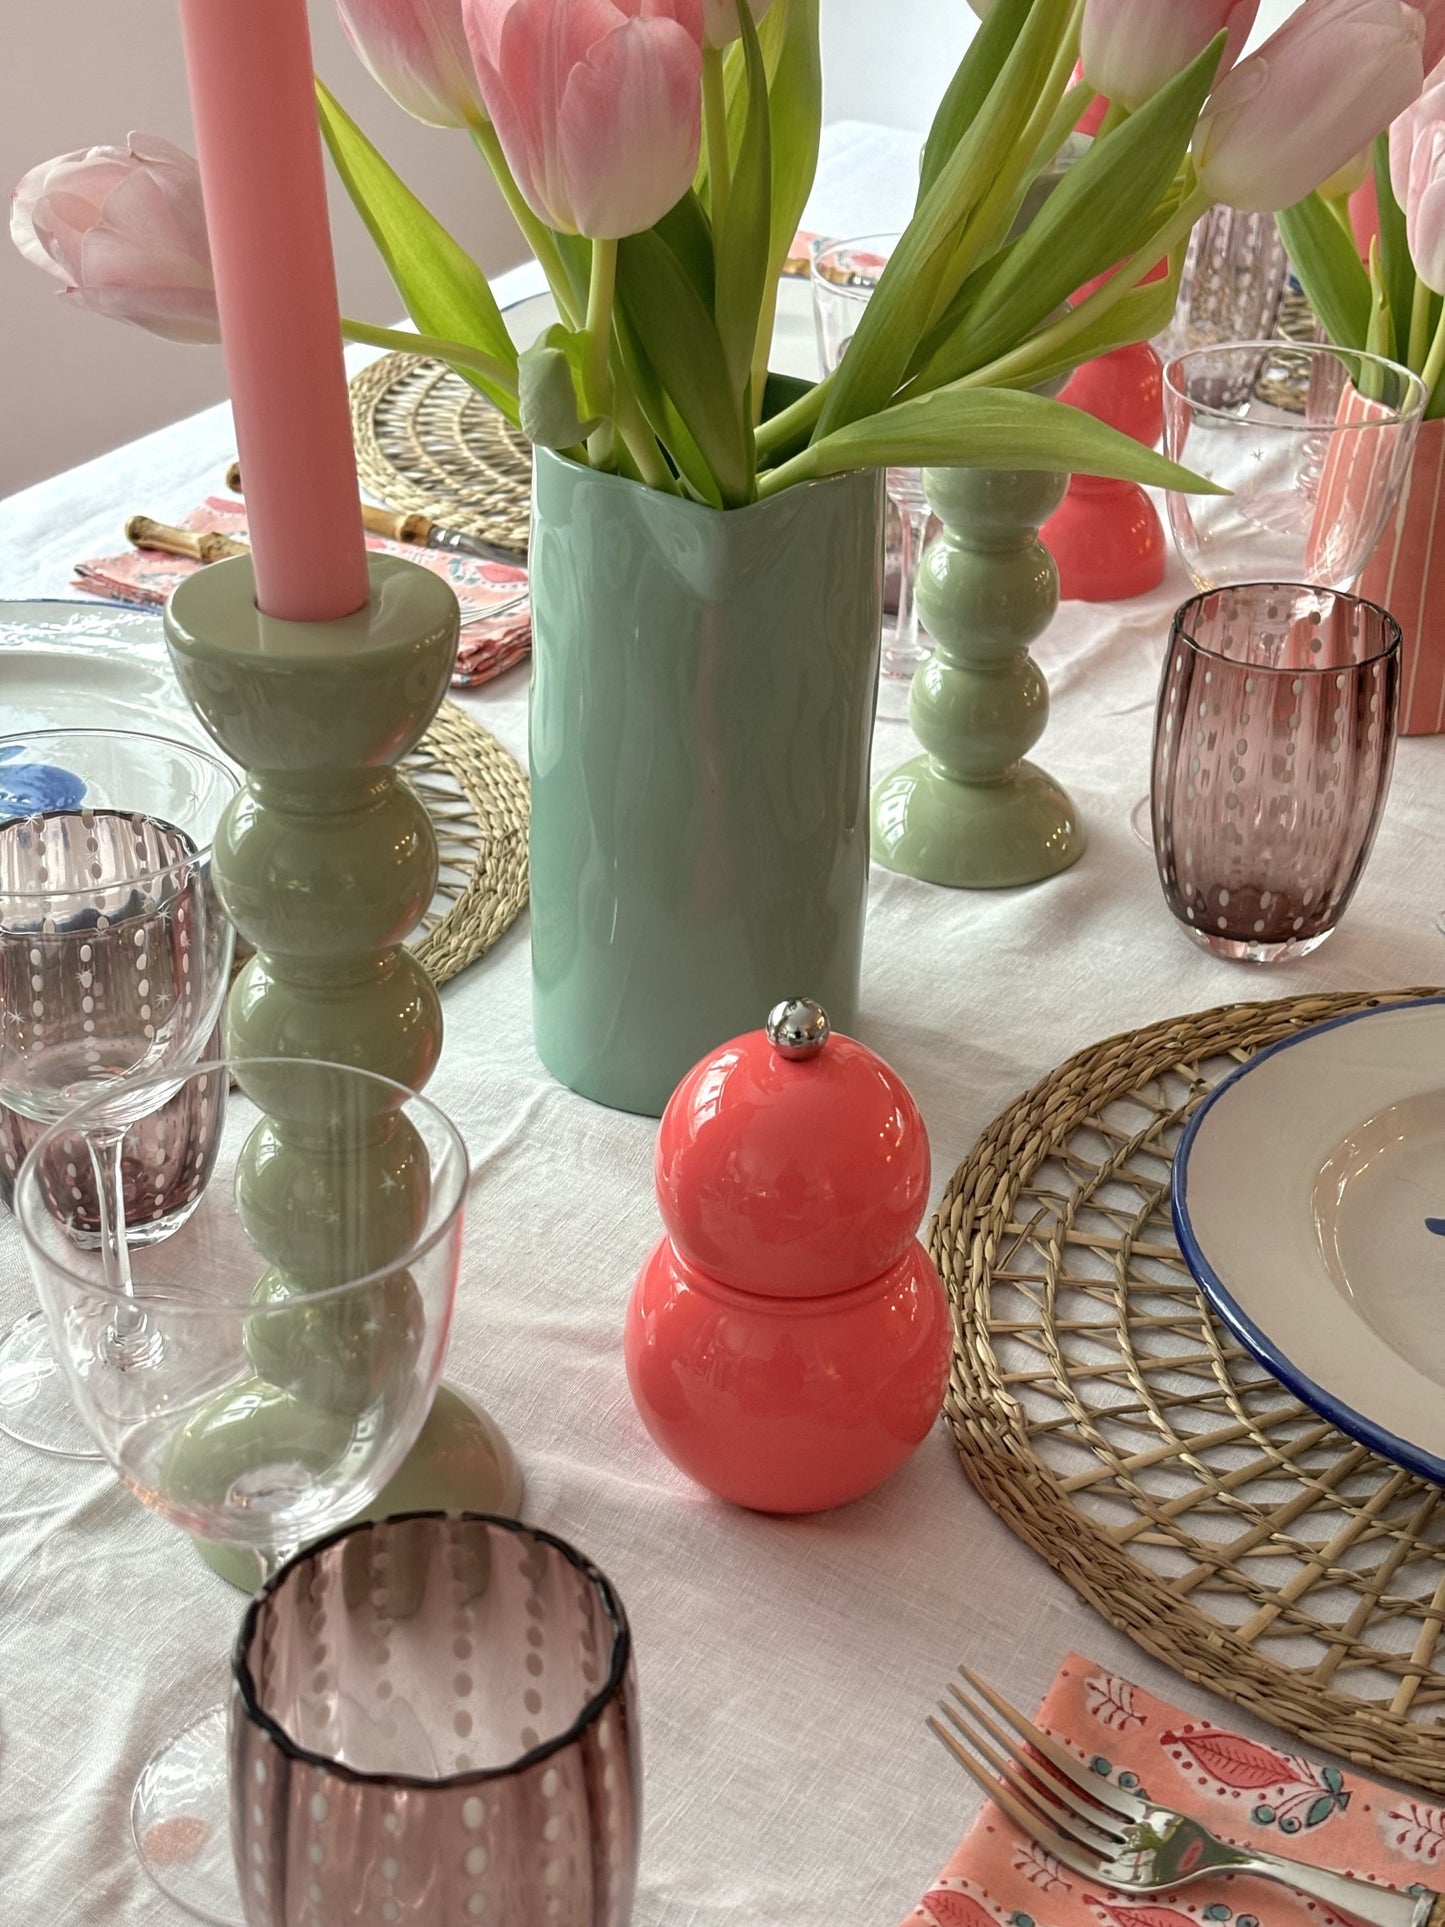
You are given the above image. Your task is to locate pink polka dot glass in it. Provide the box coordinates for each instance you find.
[230,1513,639,1927]
[1151,584,1401,963]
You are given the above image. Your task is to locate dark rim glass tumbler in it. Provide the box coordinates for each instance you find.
[1150,583,1401,963]
[230,1511,640,1927]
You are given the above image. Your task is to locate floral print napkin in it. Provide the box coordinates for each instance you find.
[906,1653,1442,1927]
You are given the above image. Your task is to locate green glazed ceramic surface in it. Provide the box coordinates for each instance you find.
[871,462,1086,888]
[165,556,522,1584]
[529,449,885,1116]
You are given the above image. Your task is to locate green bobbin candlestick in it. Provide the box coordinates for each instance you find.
[165,552,521,1588]
[870,464,1086,888]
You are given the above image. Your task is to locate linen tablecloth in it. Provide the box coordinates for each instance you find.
[2,123,1443,1925]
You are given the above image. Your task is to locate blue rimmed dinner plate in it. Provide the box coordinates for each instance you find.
[1173,996,1445,1484]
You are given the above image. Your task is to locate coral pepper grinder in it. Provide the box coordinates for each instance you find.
[624,999,952,1513]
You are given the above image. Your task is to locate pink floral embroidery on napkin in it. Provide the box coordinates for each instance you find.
[906,1654,1435,1927]
[72,497,531,688]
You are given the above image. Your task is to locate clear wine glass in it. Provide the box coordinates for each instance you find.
[15,1053,469,1924]
[810,234,934,706]
[0,728,236,1455]
[1129,340,1425,844]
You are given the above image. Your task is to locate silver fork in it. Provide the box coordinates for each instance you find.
[930,1669,1444,1927]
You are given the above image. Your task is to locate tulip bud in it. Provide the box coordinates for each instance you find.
[1406,0,1445,66]
[1081,0,1258,112]
[10,133,218,343]
[464,0,705,240]
[1391,54,1445,204]
[699,0,774,50]
[335,0,485,128]
[1193,0,1426,212]
[1318,148,1373,198]
[1406,115,1445,286]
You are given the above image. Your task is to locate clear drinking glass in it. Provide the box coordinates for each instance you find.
[230,1513,640,1927]
[15,1055,469,1923]
[1162,342,1425,589]
[1150,584,1401,962]
[0,728,236,1456]
[811,234,932,699]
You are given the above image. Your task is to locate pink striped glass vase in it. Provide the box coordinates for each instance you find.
[1357,415,1445,735]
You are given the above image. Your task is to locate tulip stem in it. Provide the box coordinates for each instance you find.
[471,122,585,329]
[755,372,831,460]
[703,45,731,234]
[583,237,619,467]
[1409,273,1432,374]
[1420,301,1445,411]
[1095,101,1128,139]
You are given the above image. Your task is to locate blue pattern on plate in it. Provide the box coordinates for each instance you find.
[0,745,86,822]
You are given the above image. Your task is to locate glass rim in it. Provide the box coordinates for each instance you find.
[232,1511,633,1789]
[1162,339,1428,429]
[0,726,237,903]
[1171,581,1403,674]
[12,1054,471,1310]
[809,231,901,302]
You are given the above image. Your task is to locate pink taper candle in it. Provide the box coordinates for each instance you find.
[178,0,370,622]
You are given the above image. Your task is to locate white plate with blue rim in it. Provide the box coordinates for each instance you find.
[0,600,215,816]
[1172,996,1445,1483]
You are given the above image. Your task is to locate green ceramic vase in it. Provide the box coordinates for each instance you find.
[529,449,885,1116]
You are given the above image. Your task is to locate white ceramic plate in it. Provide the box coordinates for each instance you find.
[501,274,820,383]
[1172,997,1445,1482]
[0,600,204,741]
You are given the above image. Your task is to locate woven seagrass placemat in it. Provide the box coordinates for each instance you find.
[403,700,528,985]
[933,987,1445,1789]
[351,354,532,558]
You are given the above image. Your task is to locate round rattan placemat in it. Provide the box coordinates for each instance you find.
[403,700,528,984]
[933,987,1445,1789]
[351,353,532,557]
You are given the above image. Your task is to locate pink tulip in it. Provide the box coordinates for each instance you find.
[1080,0,1258,112]
[335,0,485,127]
[1390,54,1445,203]
[1406,115,1445,285]
[1406,0,1445,66]
[699,0,773,49]
[10,133,218,343]
[463,0,704,239]
[1193,0,1425,212]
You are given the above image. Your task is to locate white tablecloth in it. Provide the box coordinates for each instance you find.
[2,124,1444,1927]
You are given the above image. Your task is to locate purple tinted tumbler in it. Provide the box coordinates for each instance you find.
[1151,584,1400,962]
[230,1512,639,1927]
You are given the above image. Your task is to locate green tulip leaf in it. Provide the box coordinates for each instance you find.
[813,0,1073,440]
[517,327,601,450]
[715,0,772,402]
[654,190,715,310]
[938,34,1224,385]
[979,268,1184,395]
[612,306,725,506]
[917,0,1036,204]
[1275,193,1372,355]
[316,82,518,420]
[775,387,1226,495]
[617,229,751,505]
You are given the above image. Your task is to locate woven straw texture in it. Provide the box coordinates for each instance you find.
[934,988,1445,1789]
[351,354,532,557]
[403,700,528,985]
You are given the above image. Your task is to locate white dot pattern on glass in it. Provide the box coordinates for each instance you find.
[1151,587,1398,963]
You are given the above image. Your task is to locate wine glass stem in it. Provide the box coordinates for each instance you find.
[88,1124,134,1298]
[896,499,930,657]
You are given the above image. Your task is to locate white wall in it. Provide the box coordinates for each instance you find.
[1,0,1304,497]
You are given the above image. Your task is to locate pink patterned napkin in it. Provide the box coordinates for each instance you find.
[72,497,531,688]
[906,1653,1442,1927]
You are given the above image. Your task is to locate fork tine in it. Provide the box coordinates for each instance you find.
[944,1685,1127,1847]
[928,1710,1104,1879]
[936,1700,1121,1856]
[957,1668,1143,1822]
